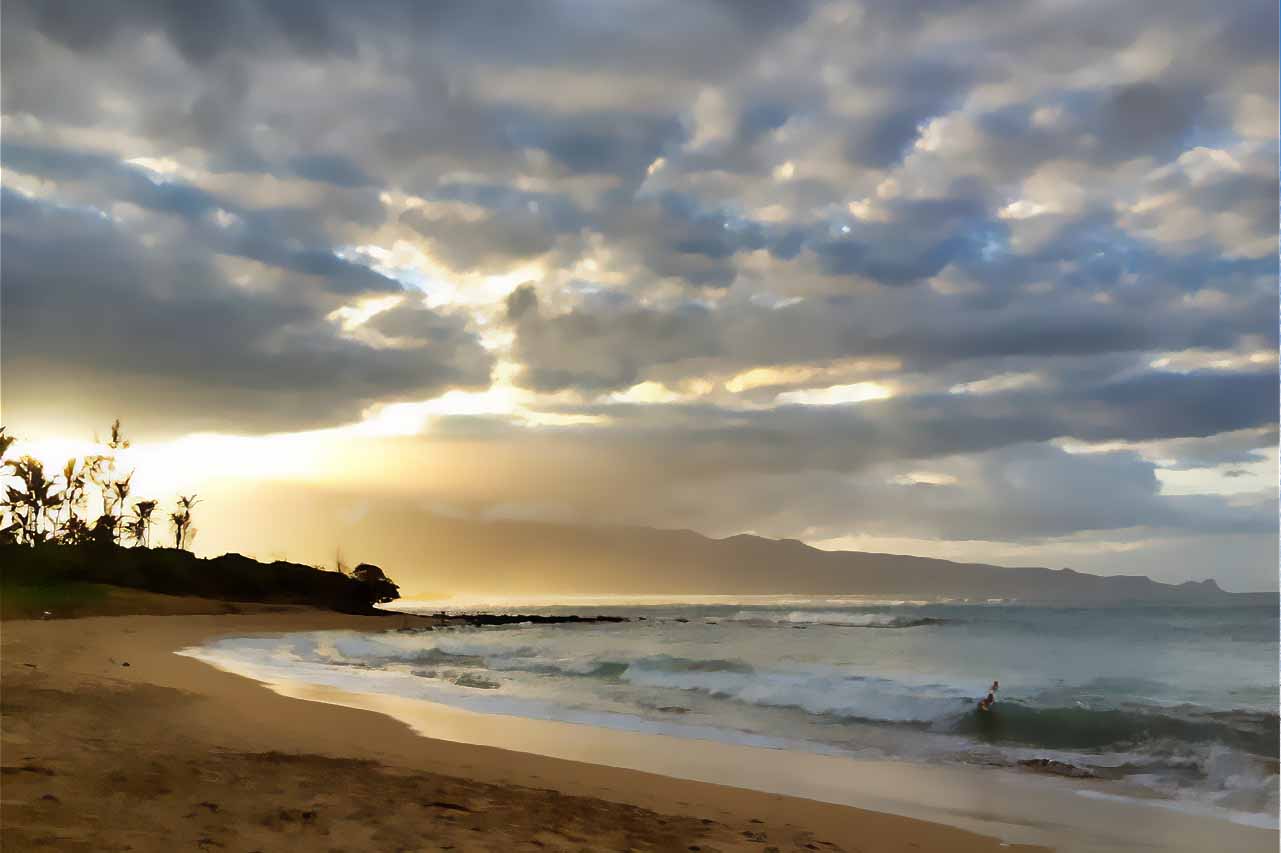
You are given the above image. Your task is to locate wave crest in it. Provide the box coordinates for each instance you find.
[730,611,949,628]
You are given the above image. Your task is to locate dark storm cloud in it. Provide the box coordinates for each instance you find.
[502,110,685,179]
[289,154,378,189]
[841,60,980,168]
[394,416,1273,551]
[2,0,805,79]
[1,0,357,64]
[576,191,807,289]
[395,180,598,275]
[527,367,1277,480]
[1141,428,1280,471]
[1,142,397,295]
[429,184,588,232]
[507,286,717,391]
[505,262,1273,393]
[810,194,994,284]
[0,0,1275,576]
[1,189,491,435]
[401,206,560,274]
[651,443,1276,543]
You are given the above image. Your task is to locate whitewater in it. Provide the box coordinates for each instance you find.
[182,596,1279,828]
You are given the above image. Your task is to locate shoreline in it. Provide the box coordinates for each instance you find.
[2,610,1041,852]
[202,657,1280,851]
[4,610,1275,852]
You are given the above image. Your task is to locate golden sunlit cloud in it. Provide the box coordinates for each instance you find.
[352,361,608,436]
[891,471,960,486]
[948,372,1044,395]
[609,381,687,404]
[774,382,893,406]
[811,533,1155,563]
[724,358,900,393]
[327,294,405,333]
[12,429,333,508]
[1148,348,1276,373]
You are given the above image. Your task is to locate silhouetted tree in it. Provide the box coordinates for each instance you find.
[351,563,401,605]
[0,428,16,544]
[89,419,129,524]
[59,515,93,546]
[129,499,159,548]
[110,473,134,545]
[0,421,406,614]
[2,457,63,544]
[0,421,191,552]
[170,494,199,550]
[90,513,117,547]
[54,458,87,540]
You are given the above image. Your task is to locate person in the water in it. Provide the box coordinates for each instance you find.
[978,679,999,712]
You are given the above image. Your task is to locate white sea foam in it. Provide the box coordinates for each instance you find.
[728,610,944,628]
[180,600,1279,825]
[1075,789,1279,830]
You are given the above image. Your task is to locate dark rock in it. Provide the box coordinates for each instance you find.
[445,613,628,627]
[1018,758,1097,778]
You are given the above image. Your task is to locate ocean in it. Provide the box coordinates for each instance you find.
[184,596,1279,827]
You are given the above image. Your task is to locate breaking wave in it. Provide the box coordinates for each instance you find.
[182,602,1279,826]
[729,611,950,628]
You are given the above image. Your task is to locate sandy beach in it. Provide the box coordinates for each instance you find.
[1,605,1042,852]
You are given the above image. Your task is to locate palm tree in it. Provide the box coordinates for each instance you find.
[130,499,158,547]
[170,494,199,550]
[110,473,133,544]
[54,458,87,538]
[106,419,130,452]
[0,428,16,542]
[0,421,200,551]
[87,420,128,523]
[2,456,63,545]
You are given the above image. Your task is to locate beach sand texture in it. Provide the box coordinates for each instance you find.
[1,608,1038,853]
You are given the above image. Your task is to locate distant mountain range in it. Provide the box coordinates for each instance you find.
[356,513,1266,605]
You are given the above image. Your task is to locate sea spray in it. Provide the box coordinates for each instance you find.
[182,598,1278,827]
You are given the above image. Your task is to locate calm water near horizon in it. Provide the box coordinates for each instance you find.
[186,596,1279,829]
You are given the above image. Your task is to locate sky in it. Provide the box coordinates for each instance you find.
[1,0,1277,591]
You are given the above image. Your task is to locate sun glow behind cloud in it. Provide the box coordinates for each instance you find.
[775,382,893,406]
[12,430,333,509]
[2,0,1275,590]
[338,240,546,310]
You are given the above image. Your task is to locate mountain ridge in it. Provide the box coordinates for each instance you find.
[342,512,1261,604]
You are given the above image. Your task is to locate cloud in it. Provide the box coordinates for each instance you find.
[507,286,716,391]
[1,189,491,436]
[504,269,1272,394]
[0,0,1275,584]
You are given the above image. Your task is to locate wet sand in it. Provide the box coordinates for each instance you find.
[4,609,1275,851]
[256,681,1280,852]
[1,610,1039,852]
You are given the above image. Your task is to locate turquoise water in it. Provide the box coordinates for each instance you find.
[189,597,1280,822]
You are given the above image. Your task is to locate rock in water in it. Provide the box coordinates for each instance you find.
[1018,758,1096,778]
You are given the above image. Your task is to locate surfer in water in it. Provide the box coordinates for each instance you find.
[977,679,999,712]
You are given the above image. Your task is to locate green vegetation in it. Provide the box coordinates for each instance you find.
[0,420,166,548]
[1,544,399,615]
[1,577,109,619]
[0,422,400,615]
